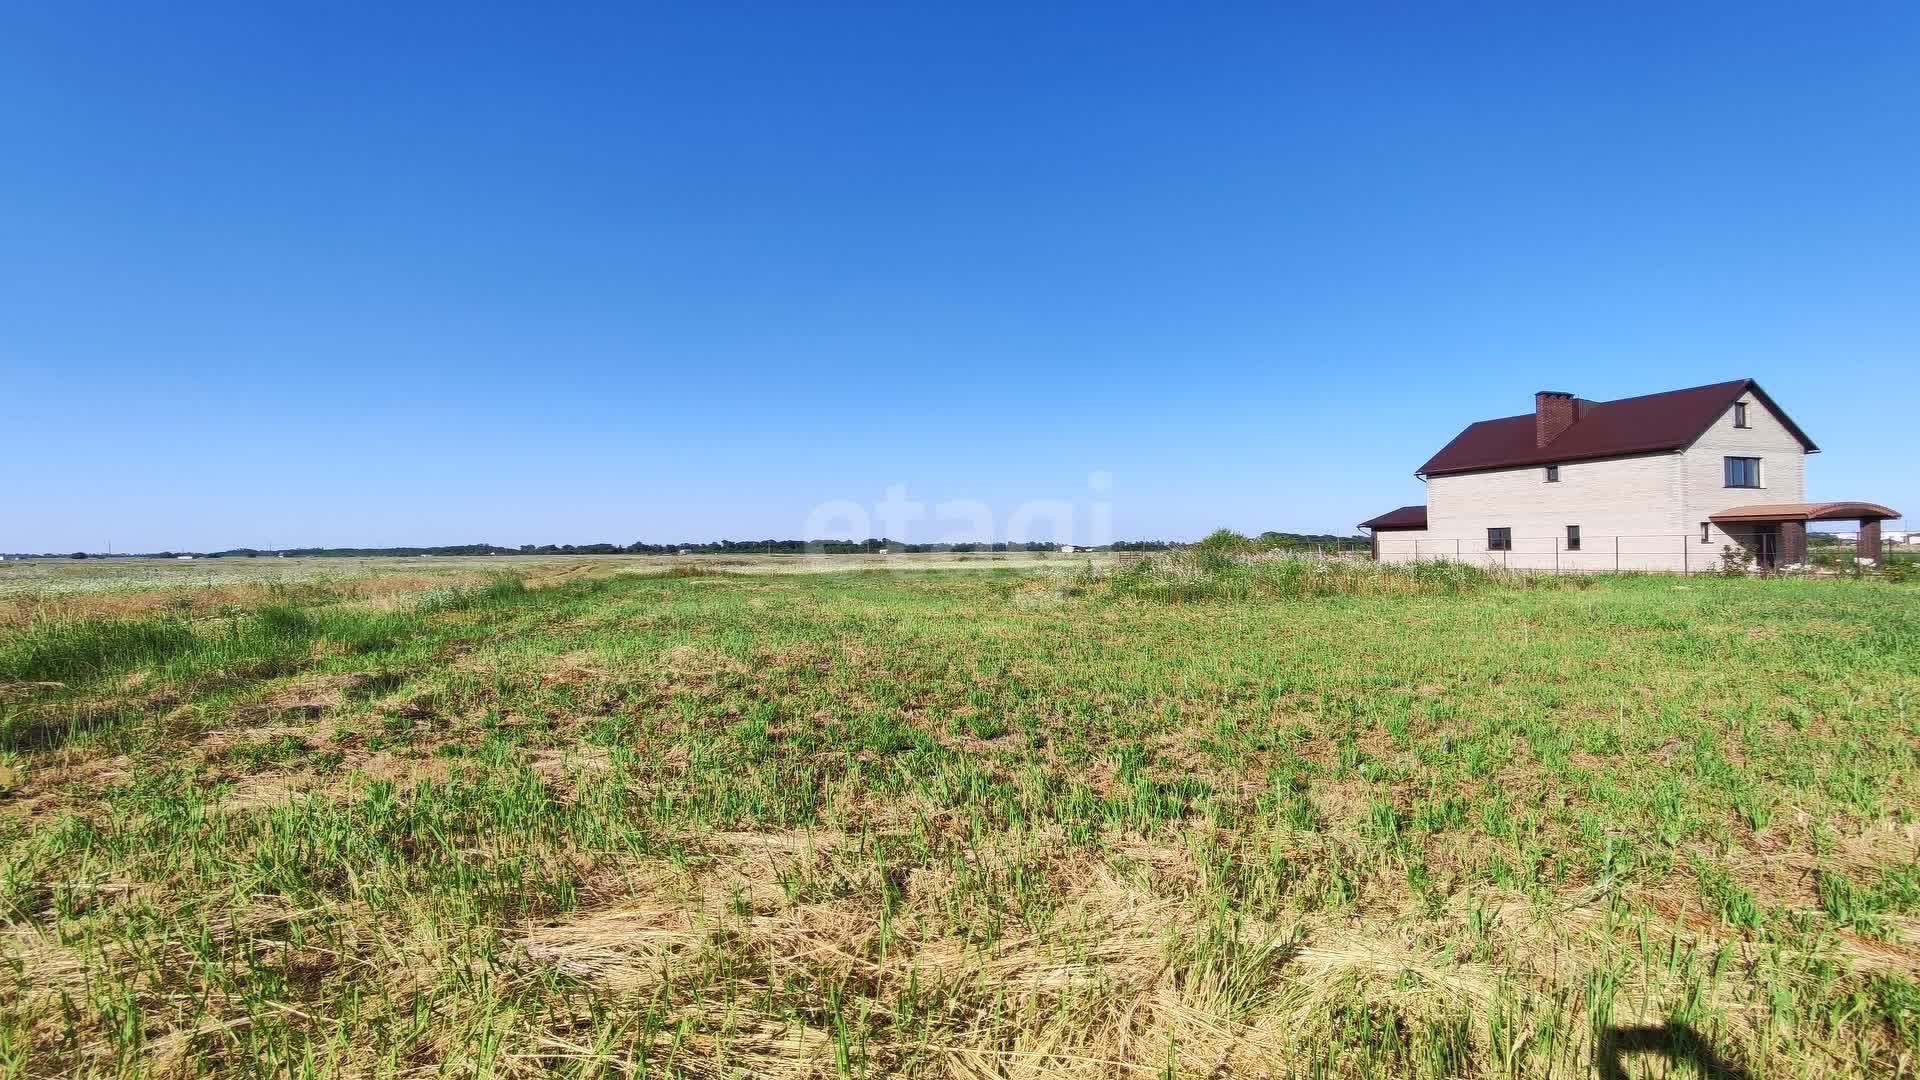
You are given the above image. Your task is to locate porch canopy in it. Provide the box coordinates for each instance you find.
[1710,502,1902,563]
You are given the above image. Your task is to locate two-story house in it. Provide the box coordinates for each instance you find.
[1360,380,1899,571]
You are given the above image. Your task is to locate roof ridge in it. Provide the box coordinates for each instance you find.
[1589,378,1751,405]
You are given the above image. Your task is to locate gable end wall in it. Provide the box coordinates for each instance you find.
[1681,395,1809,551]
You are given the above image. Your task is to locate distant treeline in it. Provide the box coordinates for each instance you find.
[10,532,1365,560]
[1111,531,1362,552]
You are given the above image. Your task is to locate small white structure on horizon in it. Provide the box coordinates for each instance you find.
[1058,544,1078,553]
[177,555,195,560]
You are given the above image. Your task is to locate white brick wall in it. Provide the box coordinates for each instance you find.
[1681,394,1807,551]
[1376,395,1809,572]
[1373,529,1429,562]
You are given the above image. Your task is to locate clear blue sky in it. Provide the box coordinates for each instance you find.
[4,3,1915,550]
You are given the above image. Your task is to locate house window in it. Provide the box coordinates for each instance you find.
[1733,402,1749,428]
[1544,465,1560,483]
[1724,456,1761,488]
[1487,527,1512,551]
[1565,525,1581,551]
[1701,522,1712,544]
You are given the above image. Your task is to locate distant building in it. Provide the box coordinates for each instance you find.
[1058,544,1079,553]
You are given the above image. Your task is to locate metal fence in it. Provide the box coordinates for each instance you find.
[1374,533,1913,574]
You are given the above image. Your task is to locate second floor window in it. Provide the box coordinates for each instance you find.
[1733,402,1749,428]
[1724,456,1761,488]
[1488,527,1512,551]
[1545,465,1560,482]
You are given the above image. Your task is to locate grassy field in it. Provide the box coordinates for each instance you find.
[0,552,1092,593]
[0,558,1915,1077]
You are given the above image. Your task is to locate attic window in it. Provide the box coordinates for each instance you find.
[1733,402,1750,428]
[1544,465,1560,483]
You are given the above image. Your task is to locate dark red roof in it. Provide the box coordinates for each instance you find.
[1358,505,1427,530]
[1417,380,1817,478]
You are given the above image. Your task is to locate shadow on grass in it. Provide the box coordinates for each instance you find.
[0,703,133,752]
[1596,1024,1750,1080]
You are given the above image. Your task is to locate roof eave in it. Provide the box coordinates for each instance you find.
[1422,445,1683,479]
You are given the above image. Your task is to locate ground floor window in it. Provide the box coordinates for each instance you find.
[1487,527,1511,551]
[1565,525,1580,550]
[1701,522,1712,543]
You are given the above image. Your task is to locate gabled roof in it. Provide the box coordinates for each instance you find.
[1417,380,1818,478]
[1358,505,1427,530]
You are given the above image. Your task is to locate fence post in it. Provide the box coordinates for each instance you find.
[1614,536,1620,572]
[1456,539,1461,563]
[1554,537,1559,574]
[1682,534,1688,576]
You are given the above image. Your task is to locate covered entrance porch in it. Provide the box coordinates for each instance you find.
[1709,502,1902,570]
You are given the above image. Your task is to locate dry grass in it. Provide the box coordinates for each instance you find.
[0,566,1914,1076]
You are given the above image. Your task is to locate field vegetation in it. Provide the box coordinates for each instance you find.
[0,554,1914,1077]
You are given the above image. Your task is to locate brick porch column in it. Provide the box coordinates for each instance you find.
[1780,521,1808,566]
[1858,520,1882,563]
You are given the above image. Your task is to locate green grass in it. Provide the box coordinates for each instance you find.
[0,564,1915,1077]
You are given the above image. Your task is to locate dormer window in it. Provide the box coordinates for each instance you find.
[1733,402,1749,428]
[1544,465,1560,482]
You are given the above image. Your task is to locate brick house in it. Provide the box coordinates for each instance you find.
[1360,380,1899,571]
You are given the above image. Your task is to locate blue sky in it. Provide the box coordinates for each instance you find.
[3,3,1915,550]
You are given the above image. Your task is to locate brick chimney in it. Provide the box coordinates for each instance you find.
[1535,390,1576,447]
